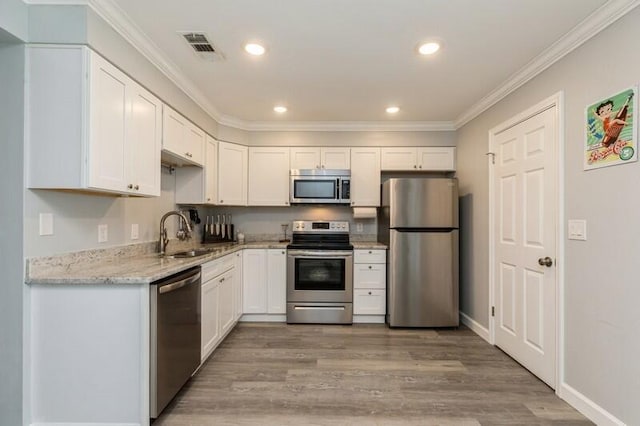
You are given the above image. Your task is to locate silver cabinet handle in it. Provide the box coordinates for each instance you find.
[413,165,417,169]
[134,185,139,190]
[368,265,372,269]
[368,291,372,295]
[127,184,133,189]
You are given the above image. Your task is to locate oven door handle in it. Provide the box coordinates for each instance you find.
[288,250,353,257]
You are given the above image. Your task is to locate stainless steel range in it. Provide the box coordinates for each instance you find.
[286,220,354,324]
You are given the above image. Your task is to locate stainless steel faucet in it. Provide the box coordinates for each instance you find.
[158,211,192,255]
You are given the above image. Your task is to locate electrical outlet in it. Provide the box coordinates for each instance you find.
[356,223,364,233]
[98,224,108,243]
[131,224,139,240]
[39,213,54,236]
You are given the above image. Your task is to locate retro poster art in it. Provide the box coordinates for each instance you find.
[585,87,637,170]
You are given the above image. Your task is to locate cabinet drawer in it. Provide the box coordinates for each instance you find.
[202,253,235,283]
[354,289,386,315]
[353,264,386,289]
[354,249,386,264]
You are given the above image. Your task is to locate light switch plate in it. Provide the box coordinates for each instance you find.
[39,213,54,236]
[98,224,108,243]
[568,220,587,240]
[131,224,139,240]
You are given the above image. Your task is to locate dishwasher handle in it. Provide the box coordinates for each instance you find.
[158,271,201,294]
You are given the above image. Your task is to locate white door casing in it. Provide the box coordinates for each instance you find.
[489,93,563,390]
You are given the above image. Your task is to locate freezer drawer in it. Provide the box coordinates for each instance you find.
[387,230,459,327]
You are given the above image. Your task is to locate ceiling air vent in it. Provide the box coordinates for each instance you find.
[179,32,224,62]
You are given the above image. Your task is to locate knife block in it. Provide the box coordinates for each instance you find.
[202,224,235,244]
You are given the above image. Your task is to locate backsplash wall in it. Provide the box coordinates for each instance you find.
[199,205,377,241]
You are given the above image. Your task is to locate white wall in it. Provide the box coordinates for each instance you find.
[0,0,27,42]
[0,42,25,426]
[457,7,640,424]
[201,205,376,240]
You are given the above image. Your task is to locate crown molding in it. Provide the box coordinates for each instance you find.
[86,0,224,124]
[238,120,457,132]
[454,0,640,129]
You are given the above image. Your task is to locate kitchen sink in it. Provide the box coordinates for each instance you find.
[162,248,216,259]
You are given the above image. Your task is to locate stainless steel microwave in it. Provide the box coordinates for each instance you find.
[290,169,351,204]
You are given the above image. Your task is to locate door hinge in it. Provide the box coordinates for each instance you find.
[491,306,495,317]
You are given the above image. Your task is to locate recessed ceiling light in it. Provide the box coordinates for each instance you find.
[244,43,265,56]
[418,42,440,55]
[386,106,400,114]
[274,106,287,113]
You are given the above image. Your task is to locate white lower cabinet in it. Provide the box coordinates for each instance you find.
[201,276,221,362]
[353,249,387,323]
[242,248,287,320]
[200,253,240,363]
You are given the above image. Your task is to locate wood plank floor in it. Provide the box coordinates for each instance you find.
[154,323,592,425]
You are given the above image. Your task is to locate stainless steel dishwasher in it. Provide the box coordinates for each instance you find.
[150,266,201,419]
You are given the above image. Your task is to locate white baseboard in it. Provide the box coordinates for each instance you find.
[459,311,490,343]
[239,314,286,322]
[353,315,385,324]
[31,423,140,426]
[558,383,625,426]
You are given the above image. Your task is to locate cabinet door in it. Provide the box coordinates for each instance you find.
[201,279,220,361]
[417,147,456,171]
[242,249,267,313]
[321,147,350,169]
[162,105,203,166]
[184,123,205,166]
[88,53,128,192]
[353,289,386,315]
[128,84,161,196]
[234,251,243,321]
[267,249,287,314]
[350,147,380,206]
[204,137,218,204]
[218,269,235,336]
[218,141,248,205]
[248,147,290,206]
[381,147,417,171]
[290,147,321,169]
[162,105,186,158]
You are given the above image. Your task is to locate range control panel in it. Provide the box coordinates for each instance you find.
[292,220,350,233]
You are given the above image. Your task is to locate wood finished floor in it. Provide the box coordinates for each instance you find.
[154,323,592,426]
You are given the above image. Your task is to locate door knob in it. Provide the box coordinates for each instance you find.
[538,257,553,267]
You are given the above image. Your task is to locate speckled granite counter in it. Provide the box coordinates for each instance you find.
[26,241,289,285]
[352,242,387,250]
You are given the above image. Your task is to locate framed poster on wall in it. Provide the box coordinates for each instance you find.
[584,86,637,170]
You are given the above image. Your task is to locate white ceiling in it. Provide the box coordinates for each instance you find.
[108,0,612,128]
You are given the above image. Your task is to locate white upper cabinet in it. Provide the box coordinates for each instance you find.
[27,46,161,197]
[248,147,290,206]
[162,104,205,166]
[350,147,381,206]
[321,147,351,169]
[175,135,218,205]
[218,141,248,205]
[381,147,456,171]
[290,147,350,169]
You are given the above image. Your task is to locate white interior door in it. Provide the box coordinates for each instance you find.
[493,106,557,388]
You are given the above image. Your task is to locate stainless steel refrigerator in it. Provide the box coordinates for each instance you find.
[378,178,459,327]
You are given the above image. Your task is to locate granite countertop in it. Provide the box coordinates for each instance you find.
[26,241,289,286]
[352,242,387,250]
[26,240,386,286]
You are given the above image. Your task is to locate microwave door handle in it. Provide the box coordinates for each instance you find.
[336,178,340,200]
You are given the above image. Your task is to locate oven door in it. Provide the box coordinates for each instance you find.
[287,250,353,303]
